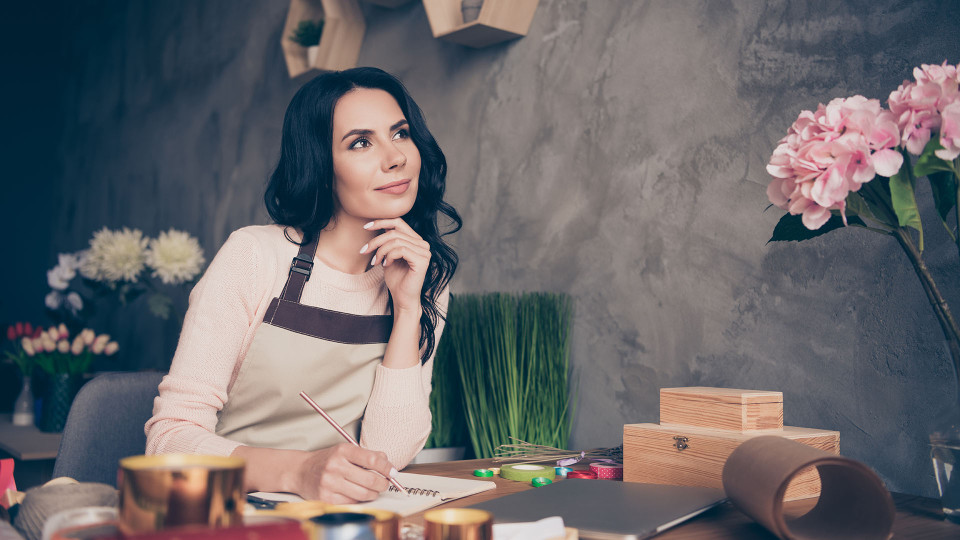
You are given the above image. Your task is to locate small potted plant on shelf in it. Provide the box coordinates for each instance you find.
[289,19,325,67]
[461,0,484,23]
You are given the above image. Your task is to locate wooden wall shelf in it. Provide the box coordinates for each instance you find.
[282,0,366,78]
[362,0,415,7]
[422,0,540,48]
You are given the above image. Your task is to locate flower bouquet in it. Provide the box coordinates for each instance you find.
[19,323,118,432]
[46,227,205,326]
[4,322,44,426]
[765,61,959,519]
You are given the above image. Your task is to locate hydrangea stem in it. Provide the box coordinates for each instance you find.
[893,228,960,403]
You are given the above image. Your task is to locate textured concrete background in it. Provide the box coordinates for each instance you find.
[3,0,959,496]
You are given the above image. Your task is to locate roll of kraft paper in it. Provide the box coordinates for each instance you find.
[500,464,556,483]
[722,436,895,540]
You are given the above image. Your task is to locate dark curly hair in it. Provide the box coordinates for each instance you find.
[265,67,461,362]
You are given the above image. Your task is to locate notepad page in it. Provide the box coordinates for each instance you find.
[248,472,496,517]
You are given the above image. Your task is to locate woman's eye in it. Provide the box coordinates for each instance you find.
[393,129,410,140]
[350,137,371,150]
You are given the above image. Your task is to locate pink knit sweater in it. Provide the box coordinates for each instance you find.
[144,225,444,468]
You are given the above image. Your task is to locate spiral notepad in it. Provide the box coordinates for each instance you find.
[248,472,497,517]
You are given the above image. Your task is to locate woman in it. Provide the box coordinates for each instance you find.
[145,68,461,504]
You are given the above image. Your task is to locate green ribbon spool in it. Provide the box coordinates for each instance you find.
[500,464,556,483]
[473,469,494,477]
[531,477,553,487]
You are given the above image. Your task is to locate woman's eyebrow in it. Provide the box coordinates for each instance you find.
[340,120,408,142]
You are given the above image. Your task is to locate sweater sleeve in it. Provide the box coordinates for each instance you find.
[359,286,450,468]
[144,230,265,457]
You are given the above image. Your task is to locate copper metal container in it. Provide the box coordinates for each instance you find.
[118,454,245,533]
[423,508,493,540]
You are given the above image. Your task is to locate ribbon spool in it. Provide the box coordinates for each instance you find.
[473,469,494,477]
[554,467,572,478]
[589,462,623,480]
[500,464,556,483]
[531,477,553,487]
[566,470,597,480]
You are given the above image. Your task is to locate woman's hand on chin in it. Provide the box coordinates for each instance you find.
[292,442,393,503]
[362,218,430,315]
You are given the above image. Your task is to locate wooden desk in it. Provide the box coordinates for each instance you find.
[403,458,960,539]
[0,414,61,489]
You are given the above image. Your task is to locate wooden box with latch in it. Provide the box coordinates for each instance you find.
[622,387,840,501]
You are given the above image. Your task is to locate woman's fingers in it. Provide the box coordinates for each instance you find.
[377,239,431,268]
[361,229,429,254]
[301,444,394,503]
[364,218,419,237]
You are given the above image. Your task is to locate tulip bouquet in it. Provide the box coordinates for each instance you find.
[4,322,44,377]
[766,61,960,399]
[19,323,118,375]
[46,227,205,325]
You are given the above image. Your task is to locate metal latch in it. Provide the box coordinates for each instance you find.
[673,435,689,451]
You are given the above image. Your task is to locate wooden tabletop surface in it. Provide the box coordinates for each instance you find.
[0,414,61,461]
[403,458,960,539]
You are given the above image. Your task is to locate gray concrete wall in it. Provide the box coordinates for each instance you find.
[3,0,958,497]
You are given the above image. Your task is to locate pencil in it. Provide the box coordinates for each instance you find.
[299,390,410,497]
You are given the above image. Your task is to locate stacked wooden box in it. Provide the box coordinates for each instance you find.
[623,387,840,501]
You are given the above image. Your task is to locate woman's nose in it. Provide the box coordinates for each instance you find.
[383,143,407,170]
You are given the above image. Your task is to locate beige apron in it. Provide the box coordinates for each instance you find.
[215,234,392,451]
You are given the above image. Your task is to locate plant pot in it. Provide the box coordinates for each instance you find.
[461,0,483,23]
[411,446,466,464]
[307,45,320,67]
[930,404,960,523]
[39,373,83,432]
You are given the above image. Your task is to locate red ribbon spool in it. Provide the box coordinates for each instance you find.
[566,470,598,480]
[589,462,624,480]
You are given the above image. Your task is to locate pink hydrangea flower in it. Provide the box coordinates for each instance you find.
[767,96,903,230]
[938,101,960,161]
[888,61,960,156]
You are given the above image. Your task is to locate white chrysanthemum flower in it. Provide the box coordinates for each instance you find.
[145,229,206,285]
[80,227,148,283]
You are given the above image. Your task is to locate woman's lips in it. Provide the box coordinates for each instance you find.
[375,179,411,194]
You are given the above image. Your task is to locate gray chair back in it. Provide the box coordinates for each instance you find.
[52,371,165,485]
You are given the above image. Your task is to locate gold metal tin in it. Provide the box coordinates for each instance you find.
[423,508,493,540]
[118,454,245,533]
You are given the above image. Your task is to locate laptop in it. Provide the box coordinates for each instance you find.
[468,479,726,540]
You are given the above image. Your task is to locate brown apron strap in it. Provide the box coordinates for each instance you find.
[279,233,320,304]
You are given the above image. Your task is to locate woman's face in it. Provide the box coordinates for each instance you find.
[330,87,421,223]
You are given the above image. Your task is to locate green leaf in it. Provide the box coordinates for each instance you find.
[768,212,866,243]
[148,293,173,319]
[914,138,954,177]
[889,169,924,250]
[928,171,959,224]
[845,192,876,220]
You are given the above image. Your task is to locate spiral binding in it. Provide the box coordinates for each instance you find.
[388,485,439,497]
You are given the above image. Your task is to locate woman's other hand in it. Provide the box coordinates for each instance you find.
[362,218,430,316]
[292,443,394,503]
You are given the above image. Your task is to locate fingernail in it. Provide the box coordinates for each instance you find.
[363,221,375,230]
[370,255,377,266]
[359,243,368,254]
[390,467,399,478]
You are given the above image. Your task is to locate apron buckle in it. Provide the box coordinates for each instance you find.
[290,254,314,280]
